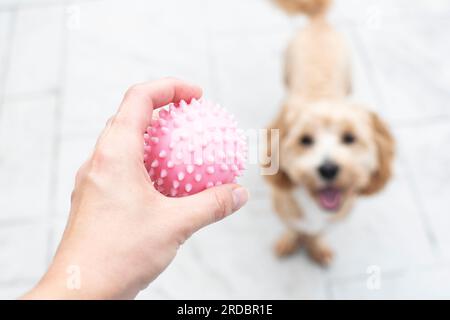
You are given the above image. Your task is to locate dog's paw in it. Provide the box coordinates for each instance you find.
[307,241,334,266]
[274,232,301,257]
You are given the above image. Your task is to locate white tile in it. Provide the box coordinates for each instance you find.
[330,0,450,26]
[5,5,64,97]
[0,11,12,91]
[54,136,97,217]
[69,0,209,85]
[138,198,328,299]
[48,218,67,260]
[0,95,56,221]
[396,123,450,258]
[238,165,272,199]
[330,262,450,299]
[211,32,289,131]
[0,0,69,8]
[61,87,123,137]
[355,20,450,123]
[324,159,434,279]
[387,20,450,100]
[0,224,48,283]
[62,0,212,136]
[0,283,33,299]
[204,0,291,34]
[342,25,382,109]
[1,0,448,300]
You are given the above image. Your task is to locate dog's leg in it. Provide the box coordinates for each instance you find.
[271,188,304,257]
[304,235,334,266]
[274,230,303,257]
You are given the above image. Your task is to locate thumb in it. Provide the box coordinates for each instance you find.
[174,185,249,234]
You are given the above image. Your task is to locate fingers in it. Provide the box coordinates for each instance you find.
[116,78,202,135]
[171,185,249,236]
[93,78,202,162]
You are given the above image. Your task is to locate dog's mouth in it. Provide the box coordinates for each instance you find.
[316,187,343,212]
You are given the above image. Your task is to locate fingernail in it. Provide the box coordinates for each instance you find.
[232,187,249,212]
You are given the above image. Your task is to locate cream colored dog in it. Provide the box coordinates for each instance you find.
[264,0,395,265]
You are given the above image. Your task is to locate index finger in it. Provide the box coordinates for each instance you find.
[116,78,202,134]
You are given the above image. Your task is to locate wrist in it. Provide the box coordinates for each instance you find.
[23,255,138,300]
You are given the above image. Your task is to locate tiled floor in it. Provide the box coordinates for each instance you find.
[0,0,449,299]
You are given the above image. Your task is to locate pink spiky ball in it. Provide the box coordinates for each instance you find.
[144,98,247,197]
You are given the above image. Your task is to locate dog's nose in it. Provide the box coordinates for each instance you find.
[318,162,340,181]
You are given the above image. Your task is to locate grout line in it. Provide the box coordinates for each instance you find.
[2,87,60,101]
[0,8,17,120]
[390,114,450,129]
[46,4,70,264]
[0,278,37,287]
[348,27,388,114]
[387,33,450,100]
[324,278,334,300]
[0,0,102,11]
[203,1,221,102]
[348,23,440,252]
[189,239,234,295]
[328,265,408,288]
[328,258,450,290]
[0,217,46,229]
[400,152,439,253]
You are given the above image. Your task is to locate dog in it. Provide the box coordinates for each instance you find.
[263,0,395,265]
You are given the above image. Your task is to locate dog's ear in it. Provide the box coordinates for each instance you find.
[262,106,295,190]
[360,112,395,195]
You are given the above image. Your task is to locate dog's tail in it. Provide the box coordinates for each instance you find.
[274,0,331,18]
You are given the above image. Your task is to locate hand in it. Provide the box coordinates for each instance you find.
[23,78,249,299]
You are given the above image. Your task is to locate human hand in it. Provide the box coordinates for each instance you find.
[23,78,249,300]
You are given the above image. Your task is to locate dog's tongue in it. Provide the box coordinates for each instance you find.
[318,188,342,212]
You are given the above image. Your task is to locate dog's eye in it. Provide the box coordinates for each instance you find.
[342,132,356,145]
[299,134,314,146]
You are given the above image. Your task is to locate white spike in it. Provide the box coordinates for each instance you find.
[174,119,182,128]
[159,109,169,119]
[207,155,215,163]
[195,158,203,166]
[151,160,159,168]
[150,137,159,145]
[161,127,169,135]
[159,150,167,158]
[187,113,195,121]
